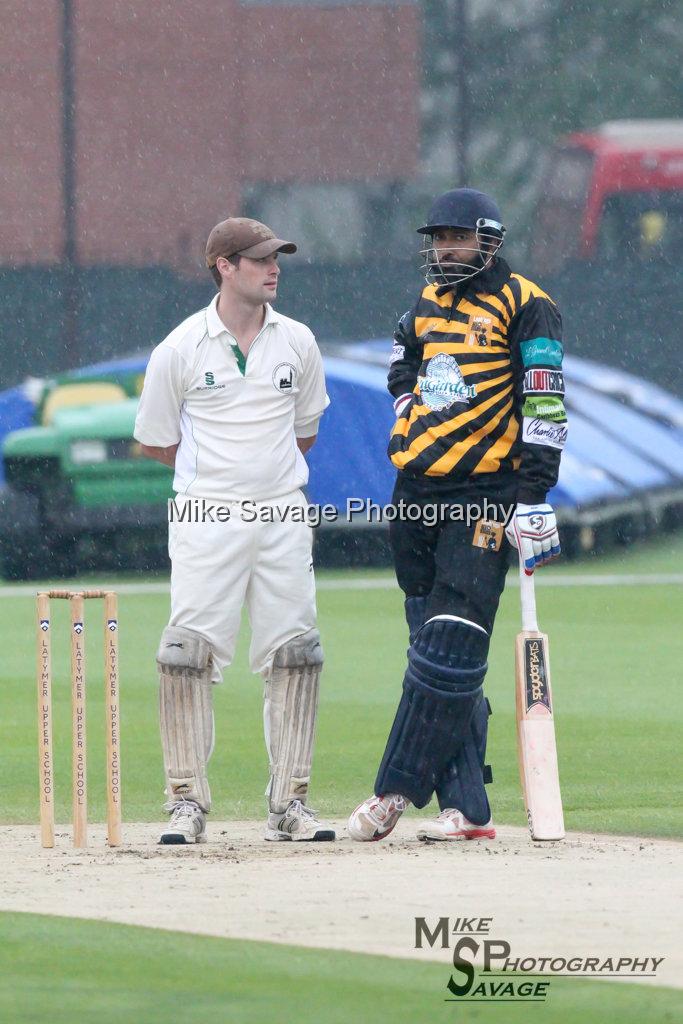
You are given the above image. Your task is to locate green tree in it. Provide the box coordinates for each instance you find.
[421,0,683,240]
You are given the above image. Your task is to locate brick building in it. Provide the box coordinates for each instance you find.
[3,0,420,272]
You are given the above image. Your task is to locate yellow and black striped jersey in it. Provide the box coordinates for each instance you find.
[387,258,566,503]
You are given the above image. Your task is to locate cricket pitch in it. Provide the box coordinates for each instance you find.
[0,821,679,989]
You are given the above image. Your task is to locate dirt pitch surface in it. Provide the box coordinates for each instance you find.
[1,821,680,989]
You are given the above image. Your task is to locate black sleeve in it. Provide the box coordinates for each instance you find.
[387,305,424,400]
[509,296,567,505]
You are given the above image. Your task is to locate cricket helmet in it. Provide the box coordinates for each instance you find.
[418,188,506,288]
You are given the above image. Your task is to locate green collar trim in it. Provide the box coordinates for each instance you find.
[230,343,247,376]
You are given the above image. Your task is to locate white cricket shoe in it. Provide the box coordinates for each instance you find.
[347,793,408,842]
[416,808,496,842]
[159,799,207,845]
[265,799,336,842]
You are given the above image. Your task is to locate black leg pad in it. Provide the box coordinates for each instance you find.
[436,694,493,824]
[374,618,489,808]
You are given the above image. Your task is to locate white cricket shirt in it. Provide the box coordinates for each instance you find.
[134,296,329,501]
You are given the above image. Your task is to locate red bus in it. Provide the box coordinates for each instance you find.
[531,120,683,274]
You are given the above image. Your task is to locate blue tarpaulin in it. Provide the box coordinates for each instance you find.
[2,342,682,510]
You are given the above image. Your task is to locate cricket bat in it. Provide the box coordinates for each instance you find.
[515,561,565,840]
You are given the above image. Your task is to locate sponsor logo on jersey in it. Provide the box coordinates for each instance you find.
[418,354,476,412]
[467,316,492,347]
[197,370,226,391]
[272,362,297,393]
[522,417,568,450]
[524,368,564,394]
[521,395,567,422]
[519,337,563,367]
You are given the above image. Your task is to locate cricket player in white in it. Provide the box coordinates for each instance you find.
[134,217,334,844]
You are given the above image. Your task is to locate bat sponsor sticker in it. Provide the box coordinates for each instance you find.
[473,518,504,551]
[524,638,552,712]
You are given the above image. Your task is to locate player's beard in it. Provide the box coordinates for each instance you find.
[434,249,487,288]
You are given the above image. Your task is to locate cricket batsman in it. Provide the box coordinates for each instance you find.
[348,188,568,842]
[134,217,334,844]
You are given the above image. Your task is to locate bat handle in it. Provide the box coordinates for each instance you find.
[518,558,539,632]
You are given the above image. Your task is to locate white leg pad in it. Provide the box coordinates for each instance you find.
[158,627,214,812]
[264,629,323,814]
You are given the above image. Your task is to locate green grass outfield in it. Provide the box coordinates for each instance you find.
[1,533,682,836]
[0,913,680,1024]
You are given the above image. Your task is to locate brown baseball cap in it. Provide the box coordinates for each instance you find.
[205,217,297,267]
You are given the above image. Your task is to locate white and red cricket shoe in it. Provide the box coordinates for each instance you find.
[416,808,496,842]
[347,793,408,842]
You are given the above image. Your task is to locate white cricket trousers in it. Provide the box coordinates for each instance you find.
[167,490,317,678]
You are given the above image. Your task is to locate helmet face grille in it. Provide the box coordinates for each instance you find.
[419,225,505,288]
